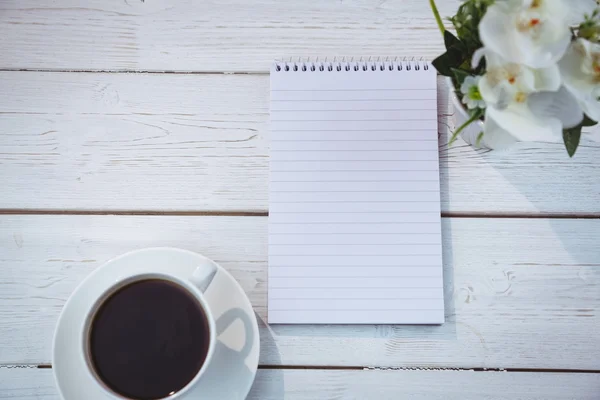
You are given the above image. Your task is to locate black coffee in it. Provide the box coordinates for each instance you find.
[89,279,210,400]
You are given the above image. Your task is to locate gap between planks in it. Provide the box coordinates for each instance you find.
[24,365,600,374]
[0,209,599,219]
[0,68,267,75]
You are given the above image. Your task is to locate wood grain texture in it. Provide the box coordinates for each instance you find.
[1,71,599,214]
[1,367,599,399]
[0,215,598,369]
[0,0,461,72]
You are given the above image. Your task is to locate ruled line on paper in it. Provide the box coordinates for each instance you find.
[270,88,437,92]
[271,98,437,100]
[271,142,439,146]
[268,221,441,224]
[271,108,437,111]
[269,182,439,184]
[270,161,439,163]
[270,190,440,192]
[270,169,440,173]
[267,254,443,257]
[271,149,437,152]
[271,99,436,102]
[271,119,439,122]
[271,138,439,141]
[270,202,440,205]
[271,274,439,279]
[269,243,441,246]
[269,309,444,312]
[268,264,442,267]
[273,230,437,233]
[269,212,440,214]
[269,287,444,290]
[271,296,439,300]
[270,200,439,204]
[271,129,436,131]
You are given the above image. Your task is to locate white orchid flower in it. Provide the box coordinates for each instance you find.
[479,0,597,69]
[475,48,583,145]
[460,76,486,109]
[559,38,600,122]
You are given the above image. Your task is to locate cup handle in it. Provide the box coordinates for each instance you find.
[189,260,218,293]
[216,308,255,360]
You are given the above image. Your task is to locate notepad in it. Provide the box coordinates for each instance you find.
[268,59,444,324]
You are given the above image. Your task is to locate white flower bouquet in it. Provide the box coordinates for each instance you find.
[429,0,600,156]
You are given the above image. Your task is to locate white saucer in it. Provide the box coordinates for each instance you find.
[53,248,260,400]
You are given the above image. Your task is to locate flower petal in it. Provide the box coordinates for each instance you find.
[528,86,584,129]
[533,65,561,92]
[479,2,571,68]
[559,40,589,85]
[479,7,524,63]
[482,113,520,149]
[581,98,600,122]
[564,0,598,25]
[559,39,600,121]
[479,76,513,110]
[460,76,475,94]
[486,104,563,142]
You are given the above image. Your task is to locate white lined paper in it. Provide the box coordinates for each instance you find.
[268,61,443,324]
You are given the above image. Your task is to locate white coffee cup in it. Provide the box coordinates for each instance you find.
[53,247,246,400]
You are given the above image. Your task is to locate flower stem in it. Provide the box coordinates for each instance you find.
[476,131,485,147]
[449,109,484,145]
[429,0,445,37]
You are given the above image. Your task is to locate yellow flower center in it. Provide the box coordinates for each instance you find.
[529,18,540,27]
[517,0,545,34]
[517,17,544,32]
[487,68,508,86]
[515,92,528,103]
[590,53,600,83]
[504,64,522,86]
[593,55,600,76]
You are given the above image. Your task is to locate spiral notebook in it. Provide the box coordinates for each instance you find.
[268,59,444,324]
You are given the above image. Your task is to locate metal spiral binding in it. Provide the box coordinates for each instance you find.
[274,57,430,72]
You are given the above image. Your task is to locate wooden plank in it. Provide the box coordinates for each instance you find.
[0,215,598,369]
[0,0,460,72]
[1,368,599,399]
[1,71,599,214]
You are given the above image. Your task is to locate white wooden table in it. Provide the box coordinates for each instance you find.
[1,1,599,398]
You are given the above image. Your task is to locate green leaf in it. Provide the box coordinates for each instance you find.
[582,114,598,127]
[443,31,461,49]
[433,31,469,78]
[433,46,466,77]
[451,68,470,86]
[445,45,464,65]
[450,0,493,56]
[460,59,476,71]
[563,126,582,157]
[432,53,457,77]
[444,31,466,61]
[561,114,597,157]
[432,54,451,76]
